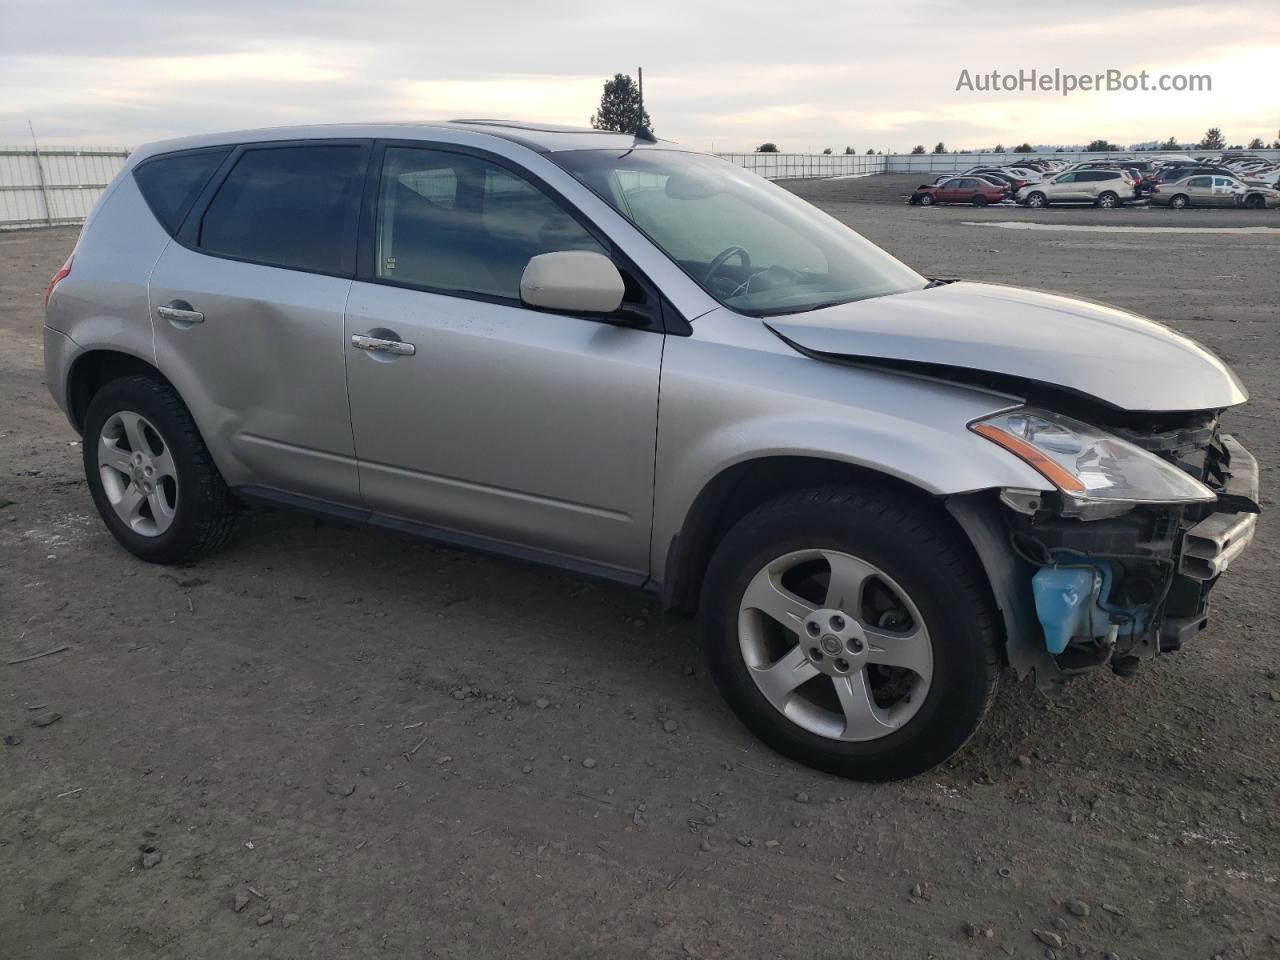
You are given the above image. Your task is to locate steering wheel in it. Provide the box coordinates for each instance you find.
[702,245,751,285]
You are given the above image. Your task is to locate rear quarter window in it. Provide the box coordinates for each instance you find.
[133,149,229,235]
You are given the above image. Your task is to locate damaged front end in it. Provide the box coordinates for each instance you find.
[951,409,1259,685]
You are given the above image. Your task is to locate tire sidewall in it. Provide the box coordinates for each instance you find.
[83,378,207,563]
[701,493,997,781]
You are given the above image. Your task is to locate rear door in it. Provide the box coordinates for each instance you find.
[149,141,368,504]
[1185,176,1213,203]
[342,143,665,579]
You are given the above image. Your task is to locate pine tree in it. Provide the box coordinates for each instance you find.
[589,74,652,133]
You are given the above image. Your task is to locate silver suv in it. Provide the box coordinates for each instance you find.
[43,122,1259,781]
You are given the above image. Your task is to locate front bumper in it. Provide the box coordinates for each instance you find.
[957,431,1260,685]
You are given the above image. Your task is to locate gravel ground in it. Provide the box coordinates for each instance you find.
[2,182,1278,959]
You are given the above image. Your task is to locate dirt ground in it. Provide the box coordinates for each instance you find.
[2,181,1277,960]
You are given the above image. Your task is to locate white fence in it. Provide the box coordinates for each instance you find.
[4,144,1278,229]
[0,146,130,229]
[719,152,886,180]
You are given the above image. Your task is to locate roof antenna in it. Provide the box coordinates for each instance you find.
[633,67,656,143]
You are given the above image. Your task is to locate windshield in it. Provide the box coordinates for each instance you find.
[551,149,925,316]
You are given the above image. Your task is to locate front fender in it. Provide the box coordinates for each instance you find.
[650,317,1050,579]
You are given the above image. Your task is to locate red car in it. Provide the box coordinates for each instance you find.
[911,176,1008,206]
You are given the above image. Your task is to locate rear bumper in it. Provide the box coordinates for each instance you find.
[43,325,76,421]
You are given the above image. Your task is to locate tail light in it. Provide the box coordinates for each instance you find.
[44,254,73,309]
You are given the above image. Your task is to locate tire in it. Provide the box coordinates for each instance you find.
[701,486,1001,782]
[83,375,240,564]
[971,194,988,207]
[1244,194,1265,210]
[1025,191,1047,208]
[918,193,935,206]
[1170,194,1190,209]
[1096,191,1120,209]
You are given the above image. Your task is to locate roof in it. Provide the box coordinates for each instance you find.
[128,120,678,165]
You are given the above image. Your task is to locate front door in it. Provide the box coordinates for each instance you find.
[343,144,664,579]
[150,142,367,503]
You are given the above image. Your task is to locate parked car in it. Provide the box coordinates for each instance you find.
[1150,175,1280,209]
[44,122,1259,782]
[912,177,1009,206]
[1018,170,1137,208]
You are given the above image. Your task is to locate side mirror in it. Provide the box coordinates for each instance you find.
[520,251,625,315]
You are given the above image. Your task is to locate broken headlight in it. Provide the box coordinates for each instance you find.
[970,408,1216,518]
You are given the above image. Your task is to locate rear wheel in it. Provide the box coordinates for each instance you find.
[1025,191,1048,208]
[1170,194,1190,209]
[1096,191,1120,209]
[83,375,239,564]
[701,487,1001,781]
[971,194,988,207]
[1244,193,1265,209]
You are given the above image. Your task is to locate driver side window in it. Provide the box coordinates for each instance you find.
[375,147,607,301]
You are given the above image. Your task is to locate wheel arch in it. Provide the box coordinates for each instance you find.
[66,349,177,435]
[660,455,985,618]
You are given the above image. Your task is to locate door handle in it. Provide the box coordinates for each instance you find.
[351,334,415,357]
[157,301,204,324]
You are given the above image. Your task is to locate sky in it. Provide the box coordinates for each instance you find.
[1,0,1277,152]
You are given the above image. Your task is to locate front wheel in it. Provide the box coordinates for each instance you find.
[1170,194,1190,209]
[918,193,935,206]
[701,487,1001,781]
[83,375,240,564]
[1025,191,1048,208]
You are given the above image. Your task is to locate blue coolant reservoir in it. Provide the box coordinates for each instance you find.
[1032,566,1104,655]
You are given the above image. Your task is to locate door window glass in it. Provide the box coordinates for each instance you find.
[374,147,606,300]
[198,145,364,274]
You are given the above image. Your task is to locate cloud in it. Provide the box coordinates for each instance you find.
[1,0,1276,151]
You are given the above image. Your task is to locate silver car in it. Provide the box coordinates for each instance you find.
[43,122,1259,781]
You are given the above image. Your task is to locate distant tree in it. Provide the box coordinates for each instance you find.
[1247,137,1265,149]
[1273,139,1280,149]
[1159,136,1180,150]
[910,144,926,154]
[822,147,833,155]
[1013,142,1034,153]
[844,146,856,154]
[590,74,652,133]
[992,143,1005,152]
[755,142,779,153]
[1197,127,1225,150]
[932,141,946,154]
[1085,138,1119,152]
[866,148,875,155]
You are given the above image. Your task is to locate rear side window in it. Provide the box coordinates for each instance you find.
[133,149,229,234]
[198,145,364,275]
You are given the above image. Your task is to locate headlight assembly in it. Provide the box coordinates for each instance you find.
[971,408,1216,518]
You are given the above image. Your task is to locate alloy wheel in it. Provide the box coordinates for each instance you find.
[737,549,933,742]
[98,410,179,536]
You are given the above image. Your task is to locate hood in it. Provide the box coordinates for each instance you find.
[765,281,1246,413]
